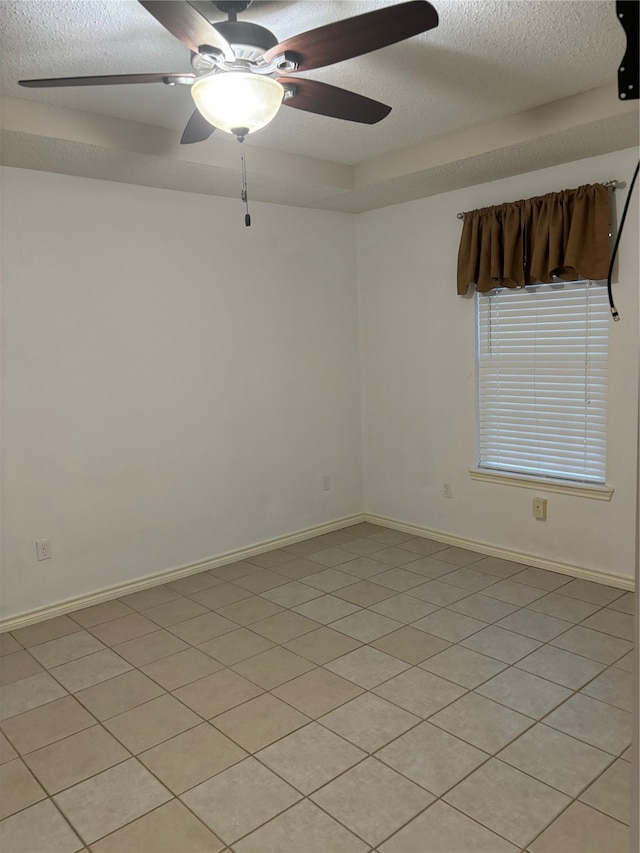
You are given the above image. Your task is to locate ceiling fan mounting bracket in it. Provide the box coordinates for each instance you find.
[215,1,252,22]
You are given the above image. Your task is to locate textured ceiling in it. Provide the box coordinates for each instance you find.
[1,0,638,209]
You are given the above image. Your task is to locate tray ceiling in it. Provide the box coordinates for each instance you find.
[1,1,638,210]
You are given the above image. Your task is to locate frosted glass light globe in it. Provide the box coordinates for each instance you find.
[191,72,284,135]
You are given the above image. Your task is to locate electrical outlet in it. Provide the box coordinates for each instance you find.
[322,475,331,491]
[442,482,453,498]
[533,497,548,520]
[36,539,52,561]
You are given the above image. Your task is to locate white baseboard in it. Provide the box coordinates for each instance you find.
[1,509,633,633]
[0,513,366,633]
[364,513,635,592]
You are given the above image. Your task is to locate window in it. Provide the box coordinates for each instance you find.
[476,280,609,486]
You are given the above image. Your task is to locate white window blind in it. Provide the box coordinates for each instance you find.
[477,281,609,484]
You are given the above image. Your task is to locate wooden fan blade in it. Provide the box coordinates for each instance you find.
[264,0,438,73]
[181,109,216,143]
[279,77,391,124]
[139,1,234,59]
[19,72,195,88]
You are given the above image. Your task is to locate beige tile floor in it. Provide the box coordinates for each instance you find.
[0,522,634,852]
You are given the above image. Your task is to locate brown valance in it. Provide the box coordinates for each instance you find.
[457,183,610,294]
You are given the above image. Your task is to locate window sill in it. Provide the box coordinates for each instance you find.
[469,468,614,501]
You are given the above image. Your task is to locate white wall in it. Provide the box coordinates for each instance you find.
[2,149,637,621]
[1,168,363,619]
[357,148,639,582]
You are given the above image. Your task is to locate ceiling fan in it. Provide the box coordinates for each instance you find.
[18,0,440,143]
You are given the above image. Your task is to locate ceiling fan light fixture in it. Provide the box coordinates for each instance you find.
[191,71,284,135]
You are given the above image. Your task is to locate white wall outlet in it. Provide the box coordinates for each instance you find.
[321,475,331,491]
[442,482,453,498]
[36,538,52,561]
[533,497,548,520]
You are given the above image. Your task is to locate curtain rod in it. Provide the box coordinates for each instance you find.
[456,180,621,219]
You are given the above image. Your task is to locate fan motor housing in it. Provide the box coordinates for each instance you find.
[215,0,252,15]
[213,21,278,61]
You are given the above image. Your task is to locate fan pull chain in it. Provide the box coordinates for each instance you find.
[240,139,251,227]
